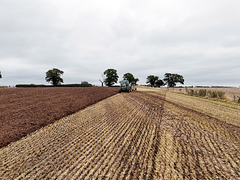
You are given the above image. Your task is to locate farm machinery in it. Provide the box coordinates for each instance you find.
[119,80,137,93]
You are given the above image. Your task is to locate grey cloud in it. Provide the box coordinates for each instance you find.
[0,0,240,87]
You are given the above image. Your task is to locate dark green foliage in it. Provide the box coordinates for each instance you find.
[123,73,139,84]
[146,75,164,87]
[16,83,93,88]
[155,79,164,87]
[134,78,139,85]
[146,75,159,87]
[59,83,92,87]
[45,68,64,86]
[16,84,50,87]
[79,81,93,87]
[163,73,184,87]
[104,69,119,87]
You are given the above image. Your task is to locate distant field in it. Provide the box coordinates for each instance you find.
[0,87,118,148]
[166,87,240,102]
[1,87,239,179]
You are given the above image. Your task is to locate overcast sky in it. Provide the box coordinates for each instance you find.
[0,0,239,86]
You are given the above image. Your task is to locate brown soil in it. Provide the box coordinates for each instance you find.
[0,87,118,148]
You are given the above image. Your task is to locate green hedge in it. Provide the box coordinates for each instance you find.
[16,84,50,88]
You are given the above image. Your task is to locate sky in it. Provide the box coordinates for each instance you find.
[0,0,240,87]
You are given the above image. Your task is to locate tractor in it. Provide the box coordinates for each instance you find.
[119,80,137,93]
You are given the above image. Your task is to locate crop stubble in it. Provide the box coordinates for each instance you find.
[0,89,239,179]
[166,87,240,101]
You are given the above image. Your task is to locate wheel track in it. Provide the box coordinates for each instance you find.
[126,91,240,179]
[149,91,240,142]
[139,90,239,178]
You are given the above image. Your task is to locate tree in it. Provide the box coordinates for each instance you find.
[104,68,119,87]
[163,73,184,87]
[155,79,164,87]
[146,75,159,87]
[0,71,2,79]
[99,74,105,86]
[123,73,139,84]
[99,79,104,86]
[146,75,164,87]
[45,68,64,86]
[81,81,92,87]
[134,78,139,85]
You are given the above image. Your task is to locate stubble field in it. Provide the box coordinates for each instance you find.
[166,87,240,102]
[0,87,239,179]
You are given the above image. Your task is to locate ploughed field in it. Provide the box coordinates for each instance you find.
[0,88,240,179]
[0,87,118,148]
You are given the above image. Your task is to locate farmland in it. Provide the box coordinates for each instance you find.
[166,87,240,102]
[0,87,118,148]
[0,87,240,179]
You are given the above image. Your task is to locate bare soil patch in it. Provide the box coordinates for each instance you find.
[0,87,118,148]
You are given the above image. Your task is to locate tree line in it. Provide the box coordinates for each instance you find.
[103,68,184,87]
[0,68,184,87]
[146,73,184,87]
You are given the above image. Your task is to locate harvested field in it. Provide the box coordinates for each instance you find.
[0,88,239,179]
[167,87,240,102]
[0,87,118,148]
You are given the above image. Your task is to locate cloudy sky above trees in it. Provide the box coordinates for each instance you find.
[0,0,239,86]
